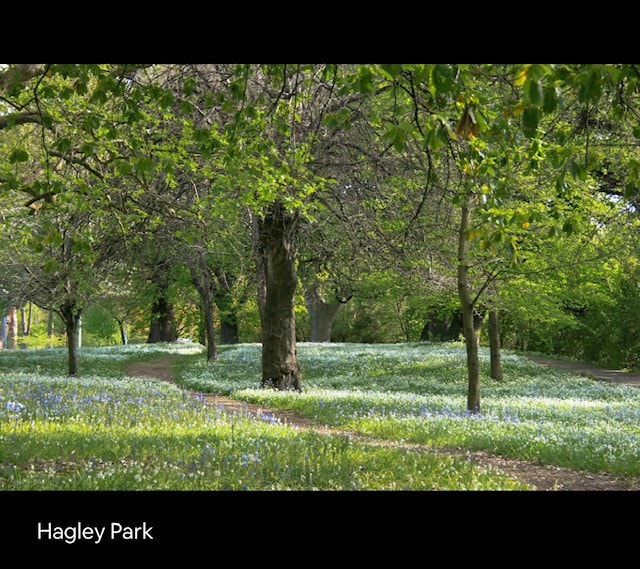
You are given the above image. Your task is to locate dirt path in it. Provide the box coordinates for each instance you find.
[527,355,640,387]
[124,355,640,491]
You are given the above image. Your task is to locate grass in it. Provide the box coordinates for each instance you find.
[174,342,640,478]
[2,340,639,490]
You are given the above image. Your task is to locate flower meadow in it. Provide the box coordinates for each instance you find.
[0,342,528,490]
[1,340,639,490]
[176,342,640,478]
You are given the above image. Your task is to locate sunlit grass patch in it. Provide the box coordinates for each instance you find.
[0,347,529,490]
[4,340,640,488]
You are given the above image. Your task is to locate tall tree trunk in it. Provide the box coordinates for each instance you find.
[202,298,217,362]
[5,306,18,350]
[304,283,351,342]
[47,309,55,347]
[117,320,128,345]
[213,279,240,345]
[190,255,218,362]
[20,301,32,336]
[489,309,503,381]
[256,202,301,391]
[458,193,480,413]
[220,318,239,345]
[0,316,6,349]
[147,294,178,343]
[60,302,81,376]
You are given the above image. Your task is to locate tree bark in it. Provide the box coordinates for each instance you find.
[189,255,218,362]
[5,306,18,350]
[220,318,239,345]
[489,309,503,381]
[202,299,217,362]
[20,301,32,336]
[117,319,128,345]
[60,302,81,376]
[304,283,351,342]
[147,294,178,343]
[256,202,301,391]
[212,276,240,345]
[457,193,481,413]
[47,309,55,347]
[0,316,5,349]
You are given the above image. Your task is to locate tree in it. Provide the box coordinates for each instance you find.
[360,64,638,412]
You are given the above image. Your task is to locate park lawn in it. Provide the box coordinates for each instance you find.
[2,340,640,490]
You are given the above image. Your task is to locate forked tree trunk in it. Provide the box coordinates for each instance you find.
[304,283,351,342]
[220,318,239,345]
[256,202,301,391]
[458,193,481,413]
[147,295,178,343]
[489,309,503,381]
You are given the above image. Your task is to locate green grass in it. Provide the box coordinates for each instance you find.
[2,340,639,490]
[175,342,640,478]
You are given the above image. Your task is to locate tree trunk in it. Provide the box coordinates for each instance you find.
[213,282,240,345]
[190,256,218,362]
[489,309,503,381]
[117,320,128,345]
[5,306,18,350]
[256,202,301,391]
[202,299,217,362]
[20,301,32,336]
[220,318,239,345]
[47,309,55,347]
[147,294,178,343]
[304,283,350,342]
[458,193,481,413]
[0,316,5,349]
[60,302,81,376]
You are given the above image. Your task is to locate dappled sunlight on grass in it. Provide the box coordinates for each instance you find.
[0,342,530,490]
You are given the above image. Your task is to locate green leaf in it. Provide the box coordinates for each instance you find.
[522,107,541,138]
[543,86,558,113]
[41,114,54,129]
[134,157,155,176]
[55,138,72,154]
[9,149,29,163]
[527,79,544,106]
[357,67,375,94]
[159,91,175,108]
[179,100,195,115]
[432,65,454,95]
[379,64,404,80]
[182,76,197,96]
[579,68,603,102]
[82,114,101,131]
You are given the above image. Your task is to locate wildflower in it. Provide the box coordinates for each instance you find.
[6,401,25,413]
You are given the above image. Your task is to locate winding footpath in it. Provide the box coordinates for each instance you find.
[526,355,640,387]
[124,354,640,491]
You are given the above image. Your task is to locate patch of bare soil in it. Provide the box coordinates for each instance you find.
[124,357,640,491]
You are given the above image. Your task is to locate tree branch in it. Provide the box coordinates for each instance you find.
[0,64,47,95]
